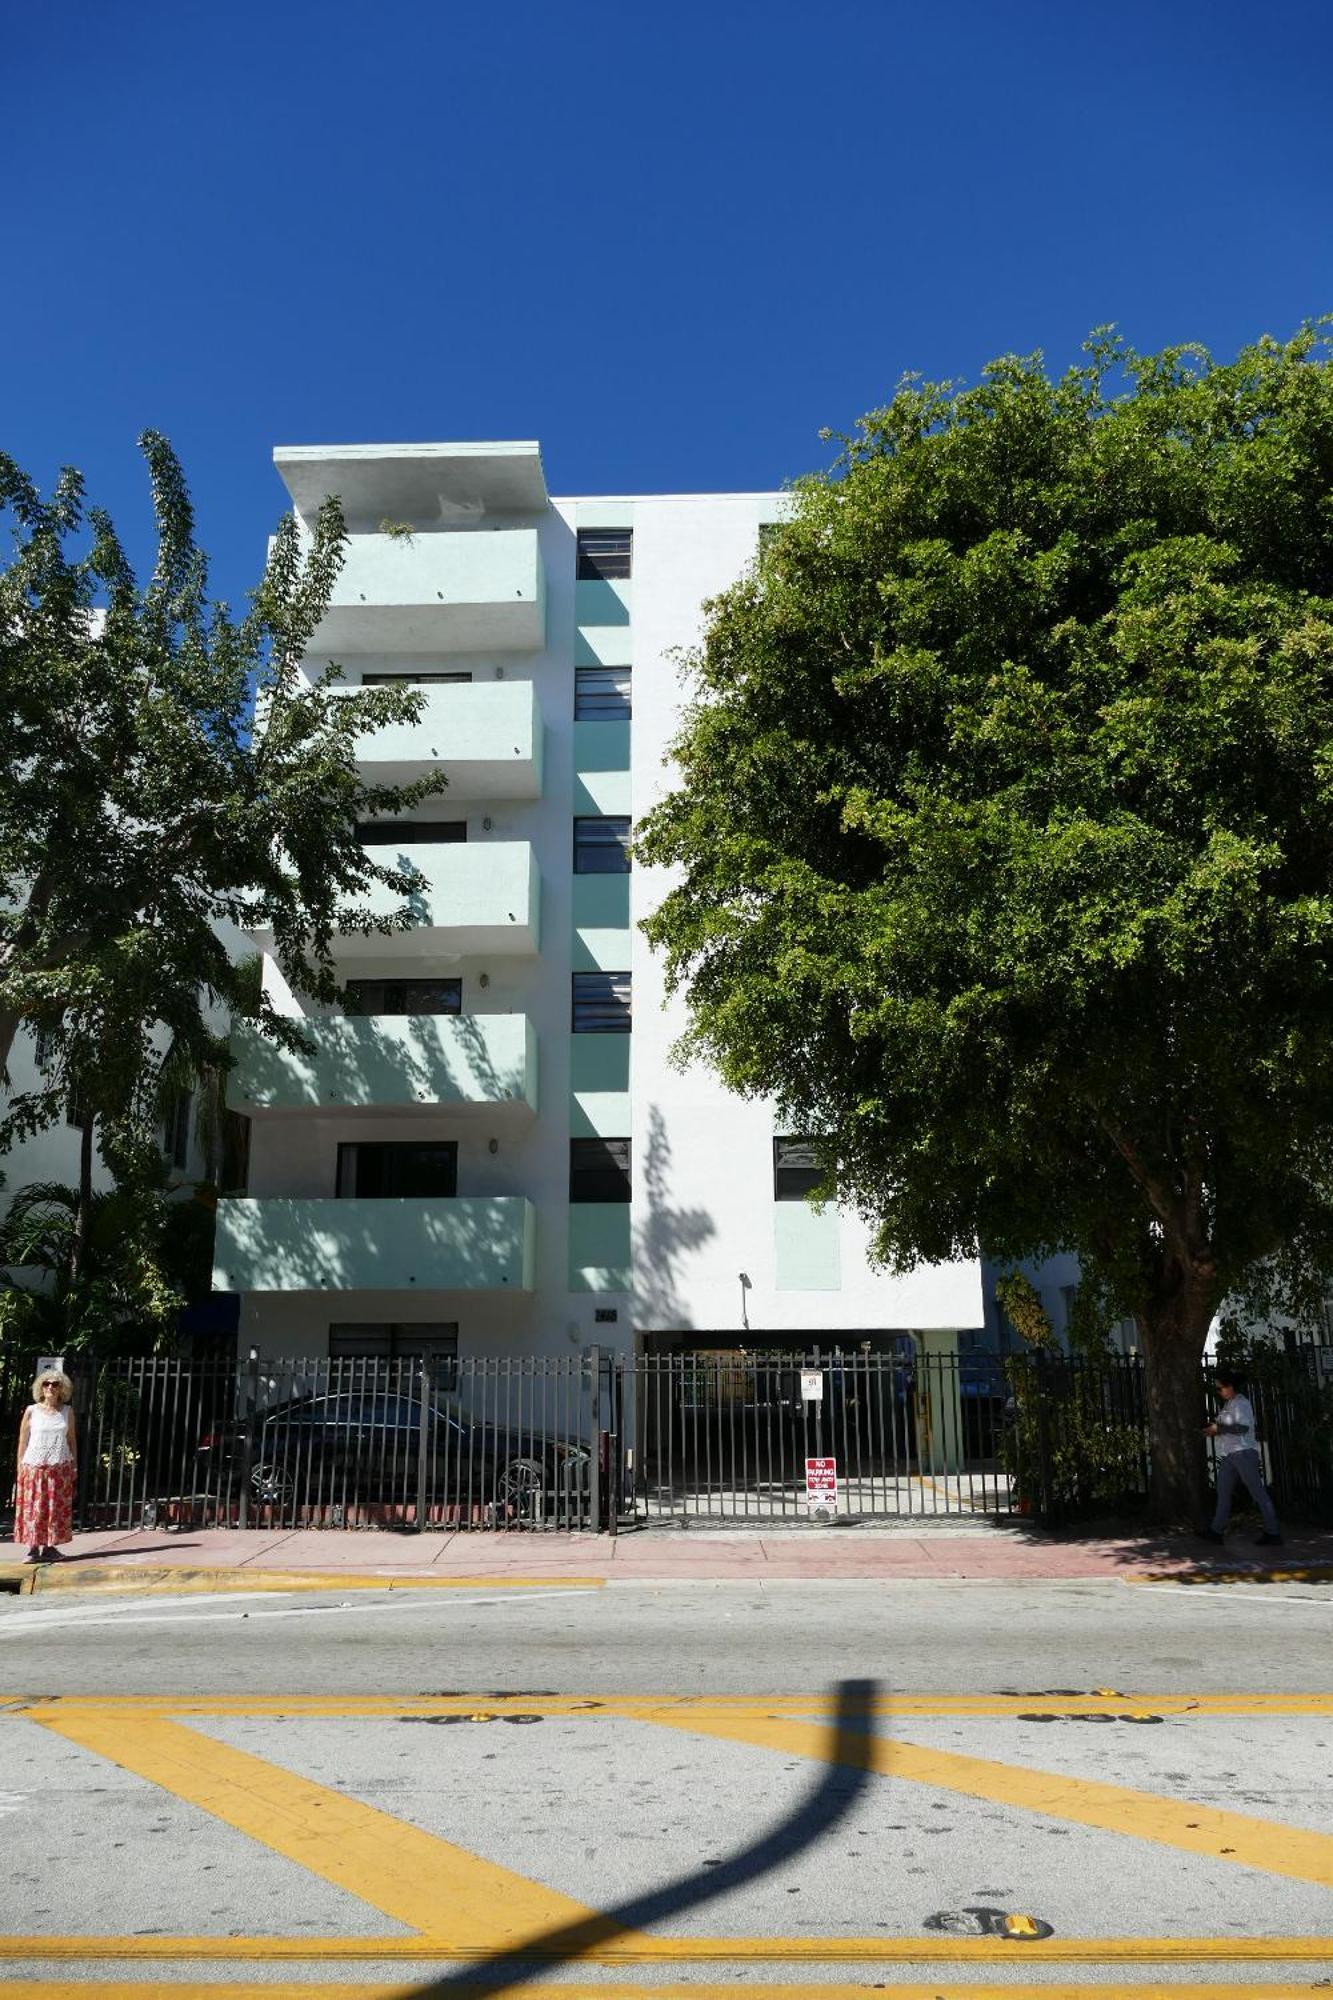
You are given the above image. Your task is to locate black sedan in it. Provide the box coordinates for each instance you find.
[196,1388,591,1526]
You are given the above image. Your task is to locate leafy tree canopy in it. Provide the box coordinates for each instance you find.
[637,326,1333,1516]
[0,433,441,1187]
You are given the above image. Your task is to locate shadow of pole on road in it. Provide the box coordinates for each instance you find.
[410,1676,878,1996]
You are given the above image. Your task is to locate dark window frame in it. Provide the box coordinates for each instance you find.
[574,664,632,720]
[573,815,631,874]
[328,1321,460,1388]
[572,971,631,1034]
[361,671,473,685]
[569,1137,632,1204]
[355,820,467,846]
[165,1090,192,1170]
[345,978,462,1017]
[773,1137,823,1202]
[576,528,633,581]
[336,1141,458,1200]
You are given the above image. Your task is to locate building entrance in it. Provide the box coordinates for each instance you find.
[620,1339,1013,1522]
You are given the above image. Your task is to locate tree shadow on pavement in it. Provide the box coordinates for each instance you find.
[408,1676,876,1997]
[985,1515,1333,1571]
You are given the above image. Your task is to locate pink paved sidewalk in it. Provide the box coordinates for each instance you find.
[14,1522,1333,1585]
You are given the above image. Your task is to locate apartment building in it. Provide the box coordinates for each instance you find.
[211,442,984,1373]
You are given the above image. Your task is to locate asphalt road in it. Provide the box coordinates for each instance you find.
[2,1573,1333,1696]
[0,1576,1331,1993]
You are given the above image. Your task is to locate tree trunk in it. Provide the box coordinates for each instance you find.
[68,1113,95,1289]
[1138,1295,1215,1523]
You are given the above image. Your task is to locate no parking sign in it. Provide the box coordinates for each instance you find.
[805,1456,838,1517]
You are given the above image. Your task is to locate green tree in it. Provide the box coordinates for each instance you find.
[637,326,1333,1522]
[0,434,443,1302]
[0,1174,204,1355]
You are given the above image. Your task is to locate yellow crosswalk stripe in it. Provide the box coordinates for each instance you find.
[648,1702,1333,1891]
[31,1704,632,1952]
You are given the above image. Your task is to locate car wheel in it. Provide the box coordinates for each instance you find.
[496,1457,546,1526]
[250,1463,296,1508]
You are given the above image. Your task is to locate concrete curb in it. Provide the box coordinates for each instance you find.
[0,1564,607,1598]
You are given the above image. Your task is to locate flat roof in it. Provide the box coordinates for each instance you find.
[274,442,548,522]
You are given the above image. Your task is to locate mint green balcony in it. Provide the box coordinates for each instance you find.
[343,841,541,957]
[228,1014,537,1118]
[310,530,545,653]
[347,680,543,799]
[213,1196,536,1293]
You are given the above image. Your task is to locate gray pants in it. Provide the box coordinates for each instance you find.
[1211,1449,1280,1535]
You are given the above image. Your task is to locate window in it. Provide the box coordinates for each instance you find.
[574,665,631,720]
[222,1110,251,1194]
[329,1321,459,1387]
[773,1137,822,1201]
[345,978,462,1016]
[164,1090,192,1169]
[577,528,632,580]
[574,816,631,873]
[32,1022,57,1070]
[570,1137,631,1203]
[758,521,784,552]
[572,971,631,1033]
[336,1142,457,1199]
[65,1091,87,1129]
[355,820,467,845]
[361,671,472,685]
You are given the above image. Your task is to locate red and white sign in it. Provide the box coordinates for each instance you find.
[805,1456,838,1513]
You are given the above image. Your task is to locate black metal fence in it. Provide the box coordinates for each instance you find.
[2,1342,1330,1534]
[2,1350,595,1534]
[1002,1349,1333,1529]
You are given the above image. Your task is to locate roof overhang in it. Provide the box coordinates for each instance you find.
[273,441,548,526]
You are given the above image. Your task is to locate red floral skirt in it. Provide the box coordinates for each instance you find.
[14,1461,75,1548]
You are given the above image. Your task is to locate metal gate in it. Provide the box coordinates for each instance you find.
[618,1347,1015,1522]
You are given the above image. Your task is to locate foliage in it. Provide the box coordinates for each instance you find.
[0,1176,204,1355]
[1003,1354,1149,1520]
[0,433,445,1179]
[637,325,1333,1518]
[378,518,416,542]
[993,1271,1055,1349]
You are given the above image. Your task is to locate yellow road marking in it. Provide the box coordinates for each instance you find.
[30,1705,629,1952]
[10,1689,1333,1717]
[1,1932,1331,1963]
[647,1704,1333,1892]
[913,1473,987,1512]
[0,1984,1323,2000]
[1128,1566,1333,1586]
[10,1693,1333,1968]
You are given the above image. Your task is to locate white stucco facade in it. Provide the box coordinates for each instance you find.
[218,445,985,1365]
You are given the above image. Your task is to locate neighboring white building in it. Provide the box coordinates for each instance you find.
[210,442,985,1369]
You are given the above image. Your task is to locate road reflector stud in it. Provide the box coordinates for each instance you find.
[1002,1911,1051,1939]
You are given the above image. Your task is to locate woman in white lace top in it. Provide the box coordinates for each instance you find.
[13,1369,77,1563]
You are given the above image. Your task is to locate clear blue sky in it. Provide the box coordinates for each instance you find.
[5,0,1330,612]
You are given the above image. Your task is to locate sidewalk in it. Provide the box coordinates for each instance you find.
[4,1519,1333,1594]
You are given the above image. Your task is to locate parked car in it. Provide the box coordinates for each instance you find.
[196,1388,591,1524]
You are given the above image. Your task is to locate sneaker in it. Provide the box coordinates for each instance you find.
[23,1547,40,1564]
[1254,1532,1284,1547]
[1197,1528,1225,1543]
